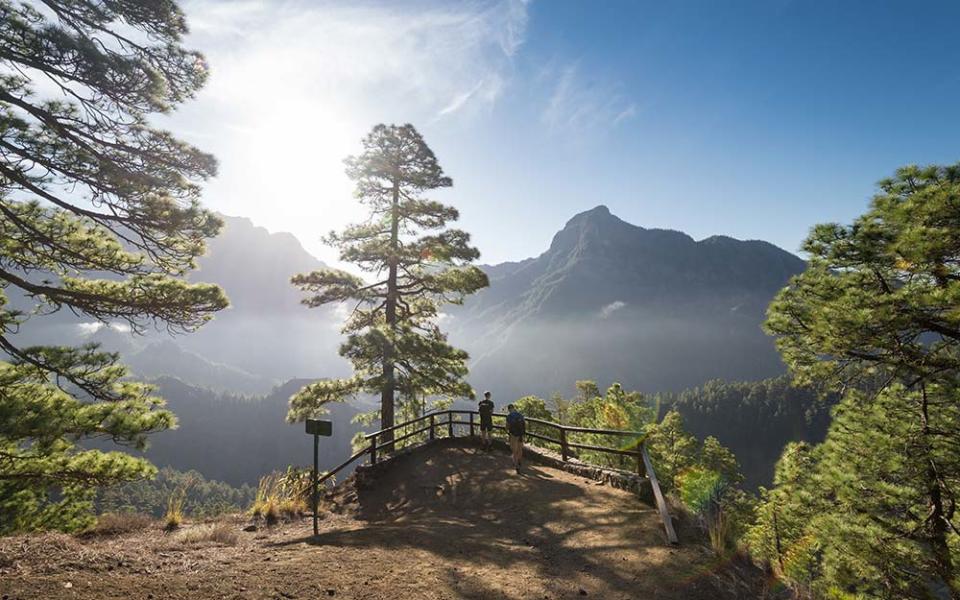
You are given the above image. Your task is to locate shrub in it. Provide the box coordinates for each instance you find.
[678,467,755,556]
[88,512,154,536]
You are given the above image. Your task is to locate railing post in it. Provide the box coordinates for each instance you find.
[448,411,454,438]
[429,414,435,440]
[636,450,646,477]
[369,434,377,465]
[560,428,569,462]
[469,412,475,436]
[642,443,678,545]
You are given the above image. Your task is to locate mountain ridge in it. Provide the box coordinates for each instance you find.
[450,205,805,398]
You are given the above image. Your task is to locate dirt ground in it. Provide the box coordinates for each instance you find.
[0,439,777,599]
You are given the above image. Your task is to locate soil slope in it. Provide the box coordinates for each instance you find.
[1,439,774,599]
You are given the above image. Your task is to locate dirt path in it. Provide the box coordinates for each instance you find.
[1,439,772,599]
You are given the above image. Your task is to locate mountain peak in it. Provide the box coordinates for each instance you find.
[567,204,615,224]
[586,204,610,216]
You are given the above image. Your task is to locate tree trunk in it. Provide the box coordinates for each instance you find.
[380,179,400,449]
[772,502,786,574]
[920,384,958,598]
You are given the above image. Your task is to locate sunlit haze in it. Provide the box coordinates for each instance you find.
[167,0,960,267]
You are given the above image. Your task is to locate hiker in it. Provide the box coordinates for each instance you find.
[478,391,495,450]
[506,403,526,473]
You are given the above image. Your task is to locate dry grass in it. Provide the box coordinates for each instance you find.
[170,522,239,547]
[163,487,187,531]
[250,467,310,526]
[87,512,154,536]
[0,533,127,576]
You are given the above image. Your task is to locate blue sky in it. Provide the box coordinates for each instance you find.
[171,0,960,266]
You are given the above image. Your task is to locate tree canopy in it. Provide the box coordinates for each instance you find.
[760,163,960,597]
[0,0,227,532]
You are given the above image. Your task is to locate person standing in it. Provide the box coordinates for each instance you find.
[506,404,526,474]
[478,391,495,450]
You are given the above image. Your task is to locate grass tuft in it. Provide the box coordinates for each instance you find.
[163,488,187,531]
[172,522,239,546]
[249,467,311,526]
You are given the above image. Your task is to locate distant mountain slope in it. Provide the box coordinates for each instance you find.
[3,214,348,392]
[126,340,274,396]
[173,215,347,382]
[190,214,327,314]
[451,205,805,397]
[125,377,365,486]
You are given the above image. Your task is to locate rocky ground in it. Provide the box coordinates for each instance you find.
[0,439,781,599]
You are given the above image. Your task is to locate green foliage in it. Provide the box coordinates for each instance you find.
[96,467,255,520]
[678,467,755,555]
[0,0,227,533]
[349,395,454,453]
[565,382,654,468]
[700,436,744,487]
[513,395,554,447]
[644,410,698,490]
[554,381,752,554]
[549,391,573,425]
[677,467,723,514]
[751,388,960,599]
[746,442,822,594]
[761,163,960,597]
[643,409,754,556]
[289,124,488,443]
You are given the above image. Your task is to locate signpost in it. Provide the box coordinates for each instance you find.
[305,419,333,535]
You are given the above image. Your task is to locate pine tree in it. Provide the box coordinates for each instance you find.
[700,436,743,486]
[0,1,227,532]
[289,124,488,445]
[814,385,960,598]
[644,410,698,490]
[765,163,960,596]
[746,442,823,594]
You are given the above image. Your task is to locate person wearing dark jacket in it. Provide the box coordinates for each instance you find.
[505,404,526,473]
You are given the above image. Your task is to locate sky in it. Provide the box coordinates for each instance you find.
[166,0,960,267]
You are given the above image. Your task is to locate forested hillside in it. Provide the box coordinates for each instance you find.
[657,376,834,488]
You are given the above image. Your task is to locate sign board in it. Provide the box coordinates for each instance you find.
[305,419,333,437]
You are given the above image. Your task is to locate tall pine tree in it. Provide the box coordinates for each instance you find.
[765,163,960,597]
[0,1,227,532]
[289,124,488,445]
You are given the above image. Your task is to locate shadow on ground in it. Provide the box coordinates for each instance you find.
[272,437,757,599]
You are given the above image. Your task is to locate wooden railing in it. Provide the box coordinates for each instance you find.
[314,409,678,544]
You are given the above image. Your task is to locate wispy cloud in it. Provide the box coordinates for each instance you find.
[497,0,532,57]
[541,63,637,132]
[182,0,530,120]
[599,300,627,319]
[613,103,638,125]
[437,80,487,118]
